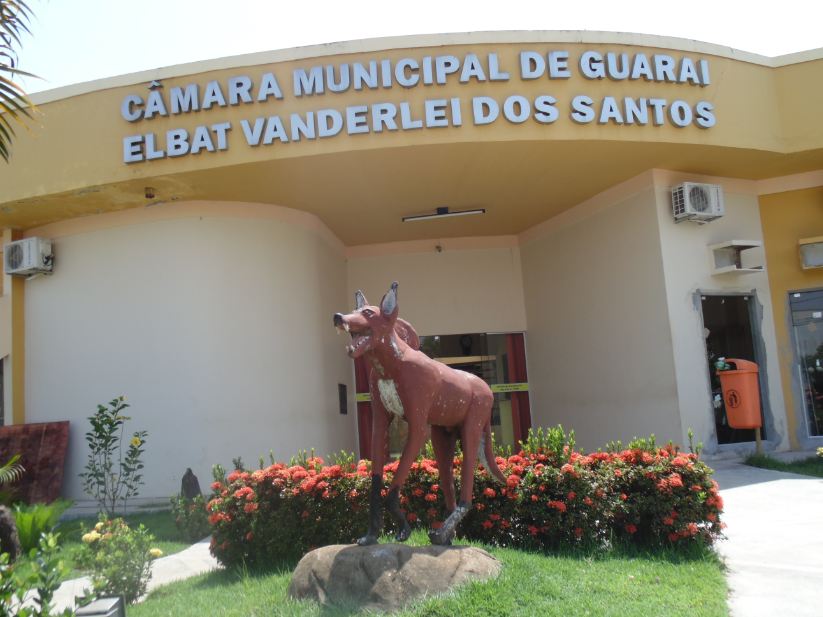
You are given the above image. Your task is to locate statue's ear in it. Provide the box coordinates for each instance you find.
[380,282,399,319]
[355,290,368,310]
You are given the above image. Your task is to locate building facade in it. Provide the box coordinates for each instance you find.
[1,32,822,508]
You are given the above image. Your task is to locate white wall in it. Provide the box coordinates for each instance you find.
[520,185,682,451]
[346,239,527,336]
[25,204,355,503]
[653,173,789,452]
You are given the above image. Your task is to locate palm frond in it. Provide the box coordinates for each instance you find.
[0,0,35,162]
[0,454,25,486]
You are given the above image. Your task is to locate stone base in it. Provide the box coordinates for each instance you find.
[287,543,502,612]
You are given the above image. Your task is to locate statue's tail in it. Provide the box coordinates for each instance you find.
[479,421,507,484]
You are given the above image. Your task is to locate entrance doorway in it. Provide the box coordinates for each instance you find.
[790,289,823,437]
[353,332,531,460]
[700,294,766,444]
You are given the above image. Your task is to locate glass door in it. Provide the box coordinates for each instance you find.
[790,289,823,437]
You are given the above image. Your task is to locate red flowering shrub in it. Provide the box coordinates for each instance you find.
[207,428,724,568]
[608,444,725,546]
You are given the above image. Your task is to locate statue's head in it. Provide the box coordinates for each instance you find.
[333,282,419,358]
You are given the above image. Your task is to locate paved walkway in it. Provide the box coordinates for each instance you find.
[711,458,823,617]
[48,458,822,615]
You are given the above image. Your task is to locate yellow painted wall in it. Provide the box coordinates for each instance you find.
[759,186,823,447]
[0,229,25,424]
[1,37,816,209]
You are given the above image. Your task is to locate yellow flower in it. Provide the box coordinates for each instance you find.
[94,521,105,532]
[131,436,142,447]
[149,548,163,558]
[82,531,101,544]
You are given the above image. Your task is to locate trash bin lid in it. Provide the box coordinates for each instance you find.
[723,358,758,372]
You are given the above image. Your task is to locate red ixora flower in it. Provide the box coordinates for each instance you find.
[625,523,638,534]
[425,493,438,502]
[548,500,567,512]
[483,487,496,498]
[233,486,254,501]
[506,474,521,488]
[481,520,494,530]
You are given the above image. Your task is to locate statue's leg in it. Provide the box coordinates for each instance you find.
[430,425,457,512]
[387,423,428,542]
[357,405,390,546]
[428,426,458,544]
[430,399,488,546]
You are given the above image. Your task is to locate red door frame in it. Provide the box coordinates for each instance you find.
[506,332,532,445]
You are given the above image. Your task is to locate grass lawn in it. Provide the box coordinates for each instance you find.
[18,510,191,580]
[129,531,728,617]
[744,453,823,478]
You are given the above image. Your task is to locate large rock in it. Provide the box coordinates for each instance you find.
[288,543,501,612]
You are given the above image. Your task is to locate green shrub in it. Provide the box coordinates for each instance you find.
[206,428,724,568]
[77,517,163,604]
[79,396,148,516]
[1,533,73,617]
[170,494,211,542]
[12,500,73,553]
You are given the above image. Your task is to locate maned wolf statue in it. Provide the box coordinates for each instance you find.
[333,282,506,546]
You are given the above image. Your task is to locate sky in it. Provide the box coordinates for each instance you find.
[16,0,823,94]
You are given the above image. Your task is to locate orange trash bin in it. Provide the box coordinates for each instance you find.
[717,358,762,429]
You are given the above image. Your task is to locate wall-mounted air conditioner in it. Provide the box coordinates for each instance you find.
[799,236,823,270]
[671,182,725,224]
[3,237,54,276]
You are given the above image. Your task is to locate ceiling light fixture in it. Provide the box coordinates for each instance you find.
[401,206,486,223]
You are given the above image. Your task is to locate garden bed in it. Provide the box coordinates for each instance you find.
[15,511,190,581]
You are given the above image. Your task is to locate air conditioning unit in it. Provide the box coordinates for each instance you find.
[3,237,54,276]
[671,182,725,223]
[799,237,823,269]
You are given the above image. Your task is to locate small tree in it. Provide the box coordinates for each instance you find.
[80,396,147,516]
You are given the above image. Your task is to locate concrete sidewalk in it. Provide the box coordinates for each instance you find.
[50,536,219,613]
[711,459,823,617]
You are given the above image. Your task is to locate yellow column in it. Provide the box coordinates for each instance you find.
[0,229,25,424]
